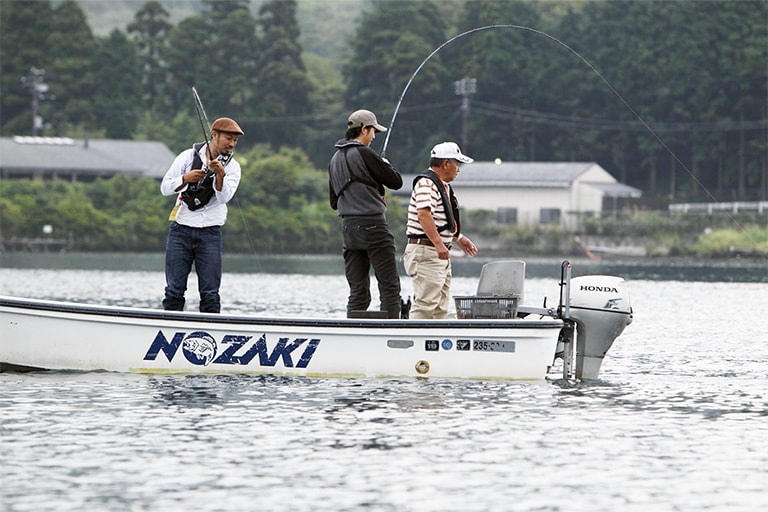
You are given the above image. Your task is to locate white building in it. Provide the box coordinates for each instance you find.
[398,161,642,230]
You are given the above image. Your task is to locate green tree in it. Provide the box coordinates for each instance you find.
[705,0,768,200]
[55,183,112,250]
[253,0,314,148]
[555,0,767,202]
[163,15,212,116]
[88,176,168,250]
[236,146,325,209]
[342,0,451,169]
[46,0,98,135]
[0,180,55,238]
[127,1,172,111]
[223,145,336,253]
[92,30,142,139]
[162,1,259,144]
[448,0,546,161]
[199,0,259,122]
[0,0,55,135]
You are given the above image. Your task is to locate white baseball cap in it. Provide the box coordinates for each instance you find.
[430,142,474,163]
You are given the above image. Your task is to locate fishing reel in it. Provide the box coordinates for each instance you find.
[202,153,232,177]
[197,151,231,183]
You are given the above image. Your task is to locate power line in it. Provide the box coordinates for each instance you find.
[225,99,767,134]
[233,100,459,125]
[471,100,768,133]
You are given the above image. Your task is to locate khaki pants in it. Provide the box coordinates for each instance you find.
[402,244,451,319]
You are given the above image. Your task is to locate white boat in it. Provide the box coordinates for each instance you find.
[0,261,632,380]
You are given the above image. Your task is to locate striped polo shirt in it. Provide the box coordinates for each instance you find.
[406,177,454,245]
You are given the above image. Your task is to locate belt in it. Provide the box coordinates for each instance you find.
[408,238,451,250]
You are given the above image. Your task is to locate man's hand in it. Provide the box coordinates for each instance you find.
[207,158,226,177]
[207,158,226,191]
[182,169,206,184]
[457,235,478,257]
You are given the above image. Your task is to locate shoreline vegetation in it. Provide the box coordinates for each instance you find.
[466,211,768,261]
[0,175,766,261]
[2,2,765,266]
[1,252,766,287]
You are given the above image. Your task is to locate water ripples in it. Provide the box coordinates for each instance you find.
[1,269,767,511]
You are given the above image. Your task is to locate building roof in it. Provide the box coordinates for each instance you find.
[581,181,643,198]
[395,161,616,196]
[456,161,600,188]
[0,136,176,179]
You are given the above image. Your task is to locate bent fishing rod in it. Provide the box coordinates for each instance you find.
[381,24,693,170]
[382,24,640,156]
[380,24,761,251]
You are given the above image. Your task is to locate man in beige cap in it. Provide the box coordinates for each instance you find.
[403,141,478,319]
[160,117,244,313]
[328,109,404,318]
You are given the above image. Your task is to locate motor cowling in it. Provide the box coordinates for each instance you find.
[568,275,633,379]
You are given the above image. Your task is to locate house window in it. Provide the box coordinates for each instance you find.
[497,208,518,224]
[540,208,561,224]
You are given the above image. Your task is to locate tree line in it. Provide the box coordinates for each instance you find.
[0,0,766,203]
[0,146,353,253]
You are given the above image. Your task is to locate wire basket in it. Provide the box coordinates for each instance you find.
[454,295,520,319]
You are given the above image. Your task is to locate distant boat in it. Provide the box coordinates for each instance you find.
[574,235,647,260]
[587,245,647,258]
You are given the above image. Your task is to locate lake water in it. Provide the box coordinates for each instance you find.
[1,254,766,511]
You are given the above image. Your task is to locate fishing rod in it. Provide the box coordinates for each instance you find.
[191,87,262,270]
[381,24,763,253]
[192,86,229,167]
[382,24,633,155]
[192,86,214,165]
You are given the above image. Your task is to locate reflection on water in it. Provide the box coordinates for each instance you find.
[2,358,768,511]
[1,257,767,511]
[552,376,768,421]
[149,374,249,408]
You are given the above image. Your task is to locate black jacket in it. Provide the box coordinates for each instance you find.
[328,139,402,216]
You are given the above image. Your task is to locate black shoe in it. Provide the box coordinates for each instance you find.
[400,297,411,319]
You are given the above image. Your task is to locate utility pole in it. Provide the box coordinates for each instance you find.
[454,77,476,151]
[21,67,49,136]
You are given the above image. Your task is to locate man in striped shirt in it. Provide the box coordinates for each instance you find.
[403,142,478,319]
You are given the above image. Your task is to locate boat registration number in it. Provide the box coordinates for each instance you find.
[472,340,516,353]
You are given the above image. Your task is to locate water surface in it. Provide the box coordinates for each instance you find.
[1,256,766,511]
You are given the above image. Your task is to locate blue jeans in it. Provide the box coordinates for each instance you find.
[163,222,222,313]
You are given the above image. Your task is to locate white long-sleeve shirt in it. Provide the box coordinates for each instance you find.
[161,145,241,227]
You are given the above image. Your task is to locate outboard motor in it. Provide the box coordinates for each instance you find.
[568,275,633,379]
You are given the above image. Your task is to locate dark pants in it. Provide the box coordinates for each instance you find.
[163,221,223,313]
[342,215,402,318]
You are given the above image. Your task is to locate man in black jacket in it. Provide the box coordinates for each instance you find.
[328,109,403,318]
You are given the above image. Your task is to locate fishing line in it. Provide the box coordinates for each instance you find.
[234,194,263,273]
[382,24,765,254]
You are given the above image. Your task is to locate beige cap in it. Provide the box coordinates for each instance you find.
[347,109,387,132]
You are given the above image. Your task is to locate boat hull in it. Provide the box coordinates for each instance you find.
[0,296,563,380]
